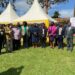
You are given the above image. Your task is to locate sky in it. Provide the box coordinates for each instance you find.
[15,0,75,18]
[14,0,30,16]
[48,0,75,18]
[0,0,75,18]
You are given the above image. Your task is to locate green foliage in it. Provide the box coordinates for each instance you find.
[0,11,2,14]
[27,0,68,13]
[61,20,68,25]
[52,11,60,18]
[54,0,68,3]
[0,0,3,3]
[27,0,68,6]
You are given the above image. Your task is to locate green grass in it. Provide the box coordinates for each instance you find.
[0,46,75,75]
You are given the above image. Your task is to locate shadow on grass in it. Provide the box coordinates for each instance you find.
[0,51,14,55]
[0,66,24,75]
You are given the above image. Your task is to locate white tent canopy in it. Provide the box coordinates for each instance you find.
[15,0,57,24]
[0,3,19,24]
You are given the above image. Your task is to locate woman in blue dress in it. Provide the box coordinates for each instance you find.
[30,24,39,48]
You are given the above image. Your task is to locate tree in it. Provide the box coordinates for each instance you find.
[26,0,68,14]
[0,0,68,14]
[52,11,60,18]
[0,0,3,3]
[0,0,16,13]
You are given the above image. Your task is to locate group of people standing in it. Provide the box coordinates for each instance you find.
[0,21,75,54]
[48,22,74,51]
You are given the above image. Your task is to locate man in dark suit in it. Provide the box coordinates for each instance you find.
[40,23,47,48]
[65,22,74,51]
[0,25,5,54]
[57,23,64,49]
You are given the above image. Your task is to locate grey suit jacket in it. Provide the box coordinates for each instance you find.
[65,26,74,39]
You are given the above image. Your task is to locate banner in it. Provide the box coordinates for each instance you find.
[70,17,75,27]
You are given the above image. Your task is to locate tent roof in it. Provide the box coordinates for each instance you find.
[0,3,19,24]
[15,0,57,23]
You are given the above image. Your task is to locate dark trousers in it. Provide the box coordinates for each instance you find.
[23,35,29,48]
[55,37,58,46]
[41,37,46,48]
[29,36,32,47]
[58,35,63,49]
[13,39,20,50]
[67,38,73,51]
[6,39,13,52]
[0,36,4,53]
[0,40,3,53]
[3,35,6,48]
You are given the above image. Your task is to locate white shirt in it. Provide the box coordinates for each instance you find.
[22,26,25,36]
[42,29,44,35]
[59,27,62,35]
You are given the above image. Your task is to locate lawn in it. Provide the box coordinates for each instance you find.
[0,46,75,75]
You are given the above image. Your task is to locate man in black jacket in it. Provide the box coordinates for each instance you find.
[57,23,64,49]
[40,23,47,48]
[0,25,5,54]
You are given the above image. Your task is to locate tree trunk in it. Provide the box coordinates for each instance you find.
[74,2,75,17]
[44,0,48,14]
